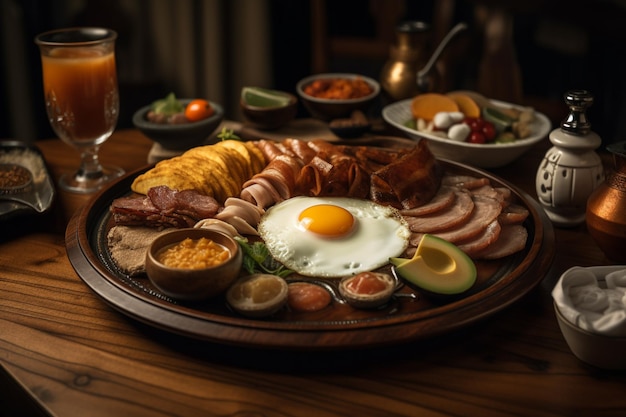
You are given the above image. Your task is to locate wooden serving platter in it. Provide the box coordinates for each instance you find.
[66,139,554,350]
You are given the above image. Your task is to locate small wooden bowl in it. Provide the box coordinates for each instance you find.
[145,228,242,300]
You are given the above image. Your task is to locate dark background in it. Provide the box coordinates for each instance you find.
[2,0,626,146]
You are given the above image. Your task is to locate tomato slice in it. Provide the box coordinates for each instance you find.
[185,99,214,122]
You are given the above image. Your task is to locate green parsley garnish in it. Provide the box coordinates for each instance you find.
[151,92,184,116]
[235,237,293,278]
[217,127,241,141]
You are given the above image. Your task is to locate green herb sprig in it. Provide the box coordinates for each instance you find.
[151,92,184,116]
[217,127,241,142]
[235,237,293,278]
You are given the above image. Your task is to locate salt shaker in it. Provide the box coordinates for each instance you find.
[535,90,605,227]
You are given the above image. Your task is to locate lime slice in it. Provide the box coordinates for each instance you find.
[483,106,515,132]
[241,87,290,107]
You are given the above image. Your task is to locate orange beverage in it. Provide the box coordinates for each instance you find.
[41,46,118,145]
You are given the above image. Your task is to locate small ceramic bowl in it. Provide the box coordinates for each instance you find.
[554,303,626,370]
[240,92,298,130]
[553,265,626,370]
[132,99,224,151]
[296,73,380,120]
[382,98,551,168]
[145,228,242,300]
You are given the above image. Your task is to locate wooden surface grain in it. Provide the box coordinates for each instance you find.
[1,127,625,417]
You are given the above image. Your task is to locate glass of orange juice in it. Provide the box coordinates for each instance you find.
[35,27,124,193]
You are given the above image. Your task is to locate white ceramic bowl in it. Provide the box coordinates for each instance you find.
[382,98,552,168]
[554,265,626,370]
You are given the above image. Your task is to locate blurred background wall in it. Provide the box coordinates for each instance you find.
[2,0,626,146]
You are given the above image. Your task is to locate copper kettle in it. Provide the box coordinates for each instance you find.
[379,21,467,102]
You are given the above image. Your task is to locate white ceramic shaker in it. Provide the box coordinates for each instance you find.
[535,90,605,227]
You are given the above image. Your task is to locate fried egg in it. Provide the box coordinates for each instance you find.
[257,196,410,278]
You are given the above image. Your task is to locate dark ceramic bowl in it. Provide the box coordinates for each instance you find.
[145,228,242,300]
[296,73,380,121]
[132,99,224,151]
[240,92,298,130]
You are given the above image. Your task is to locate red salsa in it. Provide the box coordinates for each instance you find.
[344,272,388,295]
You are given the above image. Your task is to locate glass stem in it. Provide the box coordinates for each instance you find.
[76,146,104,181]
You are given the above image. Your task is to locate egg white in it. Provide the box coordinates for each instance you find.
[257,196,410,278]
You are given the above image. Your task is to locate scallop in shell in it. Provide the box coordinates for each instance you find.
[226,274,289,318]
[338,271,396,309]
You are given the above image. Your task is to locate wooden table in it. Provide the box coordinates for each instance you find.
[1,127,625,417]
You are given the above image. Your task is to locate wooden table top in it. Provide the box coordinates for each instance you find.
[1,125,625,417]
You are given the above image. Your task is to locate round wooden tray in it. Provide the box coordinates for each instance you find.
[66,143,555,350]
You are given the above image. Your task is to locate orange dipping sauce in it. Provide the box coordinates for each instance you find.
[303,77,373,100]
[287,282,332,312]
[157,237,230,269]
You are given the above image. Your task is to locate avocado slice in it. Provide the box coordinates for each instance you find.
[390,234,477,295]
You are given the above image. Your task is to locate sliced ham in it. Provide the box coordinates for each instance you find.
[240,182,274,208]
[470,185,511,206]
[456,220,502,258]
[434,194,503,243]
[498,203,530,225]
[473,224,528,259]
[195,218,242,239]
[400,185,456,217]
[442,174,490,190]
[240,177,283,208]
[403,190,474,233]
[216,197,264,226]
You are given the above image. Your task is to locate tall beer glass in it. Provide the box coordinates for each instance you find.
[35,27,123,193]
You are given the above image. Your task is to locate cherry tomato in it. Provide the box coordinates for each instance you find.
[464,117,484,132]
[482,121,496,142]
[468,131,486,144]
[185,99,214,122]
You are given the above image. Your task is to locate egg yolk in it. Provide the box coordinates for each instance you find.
[298,204,355,237]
